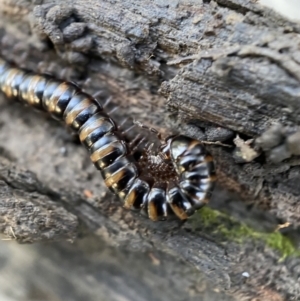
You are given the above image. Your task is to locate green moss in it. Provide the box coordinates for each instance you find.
[266,232,300,260]
[190,207,300,260]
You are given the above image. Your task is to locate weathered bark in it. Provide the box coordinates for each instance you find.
[0,1,299,301]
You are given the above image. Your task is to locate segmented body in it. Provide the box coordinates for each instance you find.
[0,57,216,221]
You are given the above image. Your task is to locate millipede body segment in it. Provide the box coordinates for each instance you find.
[0,57,216,221]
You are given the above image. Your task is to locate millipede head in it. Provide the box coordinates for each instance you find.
[163,135,216,220]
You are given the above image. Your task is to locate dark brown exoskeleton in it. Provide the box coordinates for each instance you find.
[0,57,216,221]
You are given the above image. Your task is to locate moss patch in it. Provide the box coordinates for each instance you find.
[189,207,300,260]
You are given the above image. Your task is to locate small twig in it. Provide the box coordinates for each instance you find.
[200,140,232,148]
[1,226,16,241]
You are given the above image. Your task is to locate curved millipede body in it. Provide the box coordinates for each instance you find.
[0,57,216,221]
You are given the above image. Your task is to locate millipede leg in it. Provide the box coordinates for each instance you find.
[82,77,91,90]
[102,96,113,109]
[59,67,70,80]
[118,117,130,130]
[121,123,136,135]
[130,136,147,153]
[92,90,105,99]
[133,120,162,140]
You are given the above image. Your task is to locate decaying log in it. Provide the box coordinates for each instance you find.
[0,1,300,301]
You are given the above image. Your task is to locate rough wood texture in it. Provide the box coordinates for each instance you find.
[0,1,300,301]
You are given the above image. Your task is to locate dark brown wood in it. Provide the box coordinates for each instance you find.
[0,1,299,301]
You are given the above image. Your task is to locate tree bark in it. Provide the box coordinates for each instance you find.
[0,1,299,301]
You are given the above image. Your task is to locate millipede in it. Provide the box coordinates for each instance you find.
[0,56,216,221]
